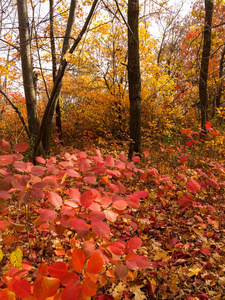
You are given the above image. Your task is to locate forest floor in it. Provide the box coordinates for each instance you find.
[0,136,225,300]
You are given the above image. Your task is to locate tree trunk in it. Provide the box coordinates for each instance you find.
[199,0,213,131]
[128,0,142,159]
[215,44,225,109]
[42,0,77,153]
[17,0,41,138]
[49,0,63,143]
[33,0,99,161]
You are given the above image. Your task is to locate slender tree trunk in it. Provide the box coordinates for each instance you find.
[33,0,99,161]
[42,0,77,153]
[17,0,41,137]
[215,44,225,109]
[49,0,63,143]
[199,0,213,131]
[128,0,142,158]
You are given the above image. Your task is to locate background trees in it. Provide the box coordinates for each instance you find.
[0,0,225,156]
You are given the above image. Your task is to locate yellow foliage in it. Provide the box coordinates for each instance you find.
[10,248,23,269]
[0,249,3,262]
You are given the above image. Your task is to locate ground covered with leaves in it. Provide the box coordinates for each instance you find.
[0,138,225,300]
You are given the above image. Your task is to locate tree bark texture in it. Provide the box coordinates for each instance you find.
[199,0,213,131]
[17,0,41,137]
[128,0,142,158]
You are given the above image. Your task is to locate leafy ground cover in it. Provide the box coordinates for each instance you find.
[0,133,225,300]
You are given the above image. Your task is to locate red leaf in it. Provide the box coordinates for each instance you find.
[0,139,10,151]
[31,165,47,176]
[180,154,189,162]
[113,200,127,210]
[60,273,79,286]
[72,248,85,273]
[0,219,9,230]
[33,276,60,298]
[128,237,142,251]
[36,157,46,164]
[104,210,118,222]
[91,220,110,238]
[0,191,11,199]
[114,264,128,280]
[0,154,14,166]
[78,158,90,172]
[0,289,15,299]
[39,209,57,221]
[48,192,62,207]
[101,196,112,207]
[125,253,150,270]
[132,156,140,162]
[89,211,105,222]
[38,263,48,276]
[115,181,126,193]
[83,174,96,184]
[133,191,148,198]
[14,142,28,152]
[61,283,79,300]
[109,242,126,255]
[119,154,128,162]
[86,252,103,274]
[13,161,28,172]
[186,178,201,193]
[82,277,97,296]
[68,188,80,203]
[211,131,220,135]
[9,278,31,298]
[178,195,193,207]
[205,121,212,129]
[72,219,89,238]
[80,190,96,208]
[185,141,192,147]
[104,155,115,167]
[82,241,95,257]
[48,262,68,279]
[143,150,150,158]
[71,219,87,229]
[115,161,126,169]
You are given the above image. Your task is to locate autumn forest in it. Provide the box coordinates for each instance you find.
[0,0,225,299]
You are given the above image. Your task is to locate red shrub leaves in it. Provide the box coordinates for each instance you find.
[33,276,60,299]
[72,248,85,273]
[91,220,110,238]
[48,262,68,279]
[114,264,128,280]
[125,253,150,270]
[185,178,201,193]
[86,253,104,274]
[128,237,142,251]
[8,278,31,298]
[48,191,63,207]
[82,277,97,296]
[61,283,79,300]
[0,139,10,151]
[14,142,28,152]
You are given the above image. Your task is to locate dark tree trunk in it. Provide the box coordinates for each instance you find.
[128,0,142,159]
[199,0,213,131]
[49,0,63,143]
[17,0,41,137]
